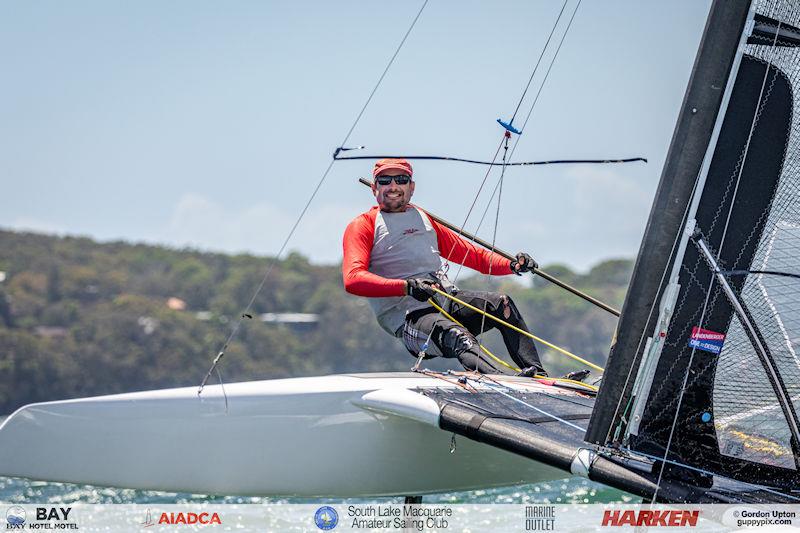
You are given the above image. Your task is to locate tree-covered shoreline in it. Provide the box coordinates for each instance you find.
[0,229,632,414]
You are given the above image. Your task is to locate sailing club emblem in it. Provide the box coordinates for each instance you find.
[314,506,338,530]
[688,326,726,354]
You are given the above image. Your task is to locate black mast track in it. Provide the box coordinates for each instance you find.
[585,0,753,446]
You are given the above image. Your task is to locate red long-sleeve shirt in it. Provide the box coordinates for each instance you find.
[342,205,512,297]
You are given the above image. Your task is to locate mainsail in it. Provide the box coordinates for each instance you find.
[588,0,800,495]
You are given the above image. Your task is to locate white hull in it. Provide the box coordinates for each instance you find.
[0,372,565,497]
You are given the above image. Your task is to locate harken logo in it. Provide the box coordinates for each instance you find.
[602,510,699,527]
[5,507,25,527]
[314,506,338,530]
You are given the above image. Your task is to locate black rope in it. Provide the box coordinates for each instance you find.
[334,152,646,166]
[720,269,800,281]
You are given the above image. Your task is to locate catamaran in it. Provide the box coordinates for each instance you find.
[2,0,799,502]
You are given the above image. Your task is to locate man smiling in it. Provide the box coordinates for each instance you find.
[342,158,545,376]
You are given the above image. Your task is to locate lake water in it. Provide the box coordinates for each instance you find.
[0,475,635,505]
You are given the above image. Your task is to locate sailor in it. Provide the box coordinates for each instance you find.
[342,158,546,376]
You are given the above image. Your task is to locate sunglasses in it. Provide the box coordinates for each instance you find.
[375,175,412,186]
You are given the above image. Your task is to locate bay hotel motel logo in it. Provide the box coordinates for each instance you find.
[6,507,78,530]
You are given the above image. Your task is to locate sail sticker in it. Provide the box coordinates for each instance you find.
[688,327,726,354]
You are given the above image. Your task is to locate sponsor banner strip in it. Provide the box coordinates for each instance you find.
[2,504,799,532]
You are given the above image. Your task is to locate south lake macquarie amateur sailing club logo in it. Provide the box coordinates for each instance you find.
[314,506,338,530]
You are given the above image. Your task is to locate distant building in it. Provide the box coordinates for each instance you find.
[167,297,187,311]
[259,313,318,323]
[137,316,159,335]
[193,311,319,331]
[259,312,319,331]
[35,326,68,338]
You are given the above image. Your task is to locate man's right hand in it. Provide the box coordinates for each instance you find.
[406,278,440,302]
[510,252,538,275]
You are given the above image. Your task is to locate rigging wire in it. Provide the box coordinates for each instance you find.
[476,134,511,367]
[410,135,509,366]
[451,176,504,284]
[620,447,800,503]
[508,0,583,158]
[604,166,704,445]
[469,0,586,263]
[409,0,598,374]
[508,0,569,125]
[197,0,430,395]
[467,375,587,431]
[457,0,596,352]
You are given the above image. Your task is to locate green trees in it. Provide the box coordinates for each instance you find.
[0,229,633,413]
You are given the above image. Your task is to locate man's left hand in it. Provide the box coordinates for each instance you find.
[510,252,538,275]
[406,278,441,302]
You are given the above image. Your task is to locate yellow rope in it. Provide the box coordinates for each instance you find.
[426,299,520,372]
[426,301,599,392]
[553,378,599,392]
[430,287,605,372]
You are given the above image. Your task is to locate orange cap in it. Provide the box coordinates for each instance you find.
[373,158,413,178]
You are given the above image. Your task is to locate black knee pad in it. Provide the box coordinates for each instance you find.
[440,326,477,357]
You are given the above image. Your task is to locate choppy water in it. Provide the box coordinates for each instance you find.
[0,476,636,505]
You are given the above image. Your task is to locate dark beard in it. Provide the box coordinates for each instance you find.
[380,196,406,212]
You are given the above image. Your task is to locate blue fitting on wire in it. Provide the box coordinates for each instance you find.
[497,118,521,135]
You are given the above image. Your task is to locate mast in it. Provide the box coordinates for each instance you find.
[586,0,753,446]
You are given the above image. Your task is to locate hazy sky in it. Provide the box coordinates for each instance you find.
[1,0,712,271]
